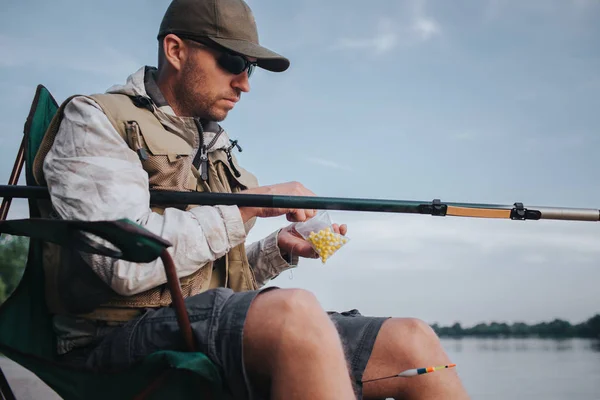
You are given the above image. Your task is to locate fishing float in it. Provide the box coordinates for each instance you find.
[362,363,457,383]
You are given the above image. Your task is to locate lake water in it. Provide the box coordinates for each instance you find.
[442,338,600,400]
[1,338,599,399]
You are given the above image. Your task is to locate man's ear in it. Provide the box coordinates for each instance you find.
[161,34,187,72]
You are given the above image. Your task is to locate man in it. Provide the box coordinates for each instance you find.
[36,0,470,398]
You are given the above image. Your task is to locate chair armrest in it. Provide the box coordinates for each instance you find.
[0,218,196,352]
[0,218,170,262]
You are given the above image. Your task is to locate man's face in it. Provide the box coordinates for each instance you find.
[173,41,253,121]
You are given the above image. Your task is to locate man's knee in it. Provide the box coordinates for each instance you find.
[243,288,338,374]
[255,288,322,316]
[246,288,328,341]
[395,317,439,341]
[244,288,343,352]
[378,317,443,361]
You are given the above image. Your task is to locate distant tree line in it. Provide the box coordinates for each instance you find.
[431,315,600,339]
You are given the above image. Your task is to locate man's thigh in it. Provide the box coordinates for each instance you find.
[77,287,265,399]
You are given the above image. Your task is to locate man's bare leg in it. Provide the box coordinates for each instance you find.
[362,318,470,400]
[243,289,356,399]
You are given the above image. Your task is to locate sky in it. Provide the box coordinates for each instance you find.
[0,0,599,327]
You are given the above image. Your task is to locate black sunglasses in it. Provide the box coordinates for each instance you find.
[216,51,257,78]
[181,36,257,78]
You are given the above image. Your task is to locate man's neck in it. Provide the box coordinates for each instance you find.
[155,71,187,116]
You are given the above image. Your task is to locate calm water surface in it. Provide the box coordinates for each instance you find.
[442,338,600,400]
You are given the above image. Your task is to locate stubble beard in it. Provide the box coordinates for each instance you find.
[174,61,228,122]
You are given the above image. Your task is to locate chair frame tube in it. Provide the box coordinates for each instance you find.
[0,137,25,222]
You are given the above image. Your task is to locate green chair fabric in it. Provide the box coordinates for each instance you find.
[0,85,225,399]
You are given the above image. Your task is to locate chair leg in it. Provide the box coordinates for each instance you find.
[160,249,196,352]
[0,135,26,222]
[0,366,17,400]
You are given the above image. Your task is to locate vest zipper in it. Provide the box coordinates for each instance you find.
[193,119,225,182]
[206,127,225,151]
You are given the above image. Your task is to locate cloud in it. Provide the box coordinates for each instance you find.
[332,0,441,55]
[412,17,441,41]
[333,18,398,54]
[246,209,600,278]
[336,33,398,55]
[410,0,441,41]
[336,213,600,268]
[306,157,353,172]
[0,34,140,77]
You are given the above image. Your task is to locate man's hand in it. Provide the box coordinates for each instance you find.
[238,181,318,223]
[277,222,348,259]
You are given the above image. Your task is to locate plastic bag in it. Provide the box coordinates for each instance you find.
[293,210,350,263]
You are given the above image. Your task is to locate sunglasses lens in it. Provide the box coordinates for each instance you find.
[218,53,256,77]
[219,54,245,74]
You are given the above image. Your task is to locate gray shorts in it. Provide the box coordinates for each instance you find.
[62,287,389,399]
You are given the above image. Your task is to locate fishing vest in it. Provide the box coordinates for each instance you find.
[33,93,260,321]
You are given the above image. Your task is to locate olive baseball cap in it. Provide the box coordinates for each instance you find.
[158,0,290,72]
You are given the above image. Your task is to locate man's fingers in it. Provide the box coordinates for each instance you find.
[332,223,340,234]
[331,223,348,236]
[287,209,305,222]
[340,224,347,236]
[285,208,320,222]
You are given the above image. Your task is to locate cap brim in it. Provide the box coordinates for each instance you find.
[207,37,290,72]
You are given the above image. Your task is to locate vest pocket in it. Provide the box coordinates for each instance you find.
[209,151,259,191]
[125,120,194,192]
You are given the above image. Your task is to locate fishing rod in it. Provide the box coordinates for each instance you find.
[1,185,598,222]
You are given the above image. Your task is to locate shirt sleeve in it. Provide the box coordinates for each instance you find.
[245,229,299,287]
[42,96,247,296]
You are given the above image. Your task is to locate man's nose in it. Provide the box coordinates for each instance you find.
[232,71,251,93]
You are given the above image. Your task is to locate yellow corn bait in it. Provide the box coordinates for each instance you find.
[307,227,349,263]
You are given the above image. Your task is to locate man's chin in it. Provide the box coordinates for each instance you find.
[209,108,230,122]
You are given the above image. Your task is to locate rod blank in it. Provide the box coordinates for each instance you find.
[0,185,598,222]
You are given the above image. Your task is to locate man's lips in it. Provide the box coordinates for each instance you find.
[221,98,239,108]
